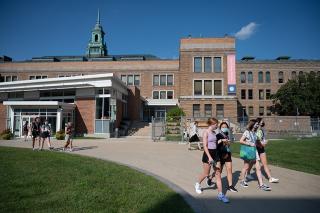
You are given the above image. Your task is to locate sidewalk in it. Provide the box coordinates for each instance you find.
[1,138,320,213]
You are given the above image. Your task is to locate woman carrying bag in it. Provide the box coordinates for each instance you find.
[239,119,271,191]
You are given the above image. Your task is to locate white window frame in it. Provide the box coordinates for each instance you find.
[193,56,223,73]
[152,74,174,86]
[152,90,174,99]
[193,78,224,96]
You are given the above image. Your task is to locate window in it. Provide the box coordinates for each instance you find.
[95,34,98,42]
[241,90,246,99]
[160,75,166,86]
[259,89,264,100]
[160,91,166,99]
[267,106,272,116]
[240,72,246,83]
[266,71,271,83]
[193,104,200,117]
[266,89,271,99]
[153,75,159,86]
[204,80,212,95]
[5,76,12,82]
[205,104,212,117]
[299,71,304,76]
[95,97,110,119]
[214,57,221,73]
[204,57,212,72]
[248,106,254,116]
[153,91,159,99]
[258,71,263,83]
[214,80,222,95]
[134,75,140,86]
[29,76,35,80]
[194,80,202,95]
[259,106,264,116]
[36,76,42,79]
[278,71,284,83]
[248,72,253,83]
[127,75,133,85]
[42,76,47,79]
[121,75,127,83]
[167,75,173,86]
[248,89,253,99]
[167,91,173,99]
[291,71,296,79]
[216,104,224,119]
[194,57,202,73]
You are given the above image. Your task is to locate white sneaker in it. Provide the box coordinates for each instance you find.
[195,182,202,194]
[269,177,279,183]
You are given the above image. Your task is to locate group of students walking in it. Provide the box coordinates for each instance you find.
[194,117,279,203]
[23,117,74,152]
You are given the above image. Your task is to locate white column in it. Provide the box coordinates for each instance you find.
[56,108,63,132]
[9,106,14,133]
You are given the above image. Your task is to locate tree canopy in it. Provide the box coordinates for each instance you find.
[271,72,320,116]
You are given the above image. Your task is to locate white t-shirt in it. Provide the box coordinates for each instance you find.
[242,130,257,144]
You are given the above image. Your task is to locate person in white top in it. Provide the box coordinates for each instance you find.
[239,119,271,191]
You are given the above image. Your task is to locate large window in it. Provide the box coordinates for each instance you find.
[29,75,47,80]
[204,57,212,72]
[278,71,284,83]
[127,75,134,85]
[266,89,271,99]
[194,57,202,73]
[248,89,253,100]
[214,57,222,73]
[258,71,264,83]
[2,76,18,82]
[248,72,253,83]
[259,89,264,100]
[259,106,264,116]
[248,106,254,116]
[167,75,173,86]
[153,75,159,85]
[214,80,222,95]
[153,90,174,99]
[160,75,166,86]
[134,75,140,86]
[120,74,140,86]
[266,71,271,83]
[204,104,212,117]
[194,80,202,95]
[95,97,110,119]
[240,72,246,83]
[204,80,212,95]
[241,90,246,99]
[193,104,200,117]
[216,104,224,119]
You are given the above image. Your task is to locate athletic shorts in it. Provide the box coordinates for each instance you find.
[257,146,265,154]
[32,131,40,138]
[220,152,232,164]
[41,131,50,138]
[202,149,219,164]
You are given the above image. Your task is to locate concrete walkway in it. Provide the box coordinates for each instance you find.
[1,138,320,213]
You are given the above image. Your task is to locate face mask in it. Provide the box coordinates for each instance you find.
[221,128,228,133]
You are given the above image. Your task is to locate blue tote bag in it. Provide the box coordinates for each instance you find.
[240,131,256,161]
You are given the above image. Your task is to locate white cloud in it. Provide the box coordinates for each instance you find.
[234,22,259,40]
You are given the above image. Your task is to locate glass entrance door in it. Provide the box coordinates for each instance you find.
[19,116,37,137]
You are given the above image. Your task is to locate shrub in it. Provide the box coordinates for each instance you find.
[0,129,13,140]
[55,130,65,140]
[166,107,185,122]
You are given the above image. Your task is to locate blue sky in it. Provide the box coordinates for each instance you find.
[0,0,319,61]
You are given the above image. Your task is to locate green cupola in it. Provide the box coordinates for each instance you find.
[86,9,107,57]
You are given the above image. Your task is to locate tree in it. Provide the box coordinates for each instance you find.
[166,107,186,122]
[271,72,320,116]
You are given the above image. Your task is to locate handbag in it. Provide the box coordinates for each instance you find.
[239,131,256,161]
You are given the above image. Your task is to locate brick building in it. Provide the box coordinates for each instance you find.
[1,12,320,137]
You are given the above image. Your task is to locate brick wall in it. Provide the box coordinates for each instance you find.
[115,99,124,128]
[127,86,141,121]
[0,102,7,132]
[75,98,95,135]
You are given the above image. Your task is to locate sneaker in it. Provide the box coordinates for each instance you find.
[269,177,279,183]
[259,184,271,191]
[227,185,238,192]
[246,174,255,181]
[69,148,73,152]
[195,182,202,194]
[206,177,215,187]
[32,148,36,151]
[240,180,249,188]
[217,193,229,203]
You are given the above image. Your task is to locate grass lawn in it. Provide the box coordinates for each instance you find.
[230,137,320,175]
[0,147,193,213]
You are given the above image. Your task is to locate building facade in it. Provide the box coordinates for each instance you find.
[1,12,320,137]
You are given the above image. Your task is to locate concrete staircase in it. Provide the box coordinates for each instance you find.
[126,121,152,138]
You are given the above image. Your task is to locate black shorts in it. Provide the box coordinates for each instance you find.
[41,131,50,138]
[202,149,219,164]
[257,146,265,154]
[32,131,40,138]
[189,134,200,142]
[220,152,232,164]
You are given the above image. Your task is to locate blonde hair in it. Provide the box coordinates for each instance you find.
[207,117,218,126]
